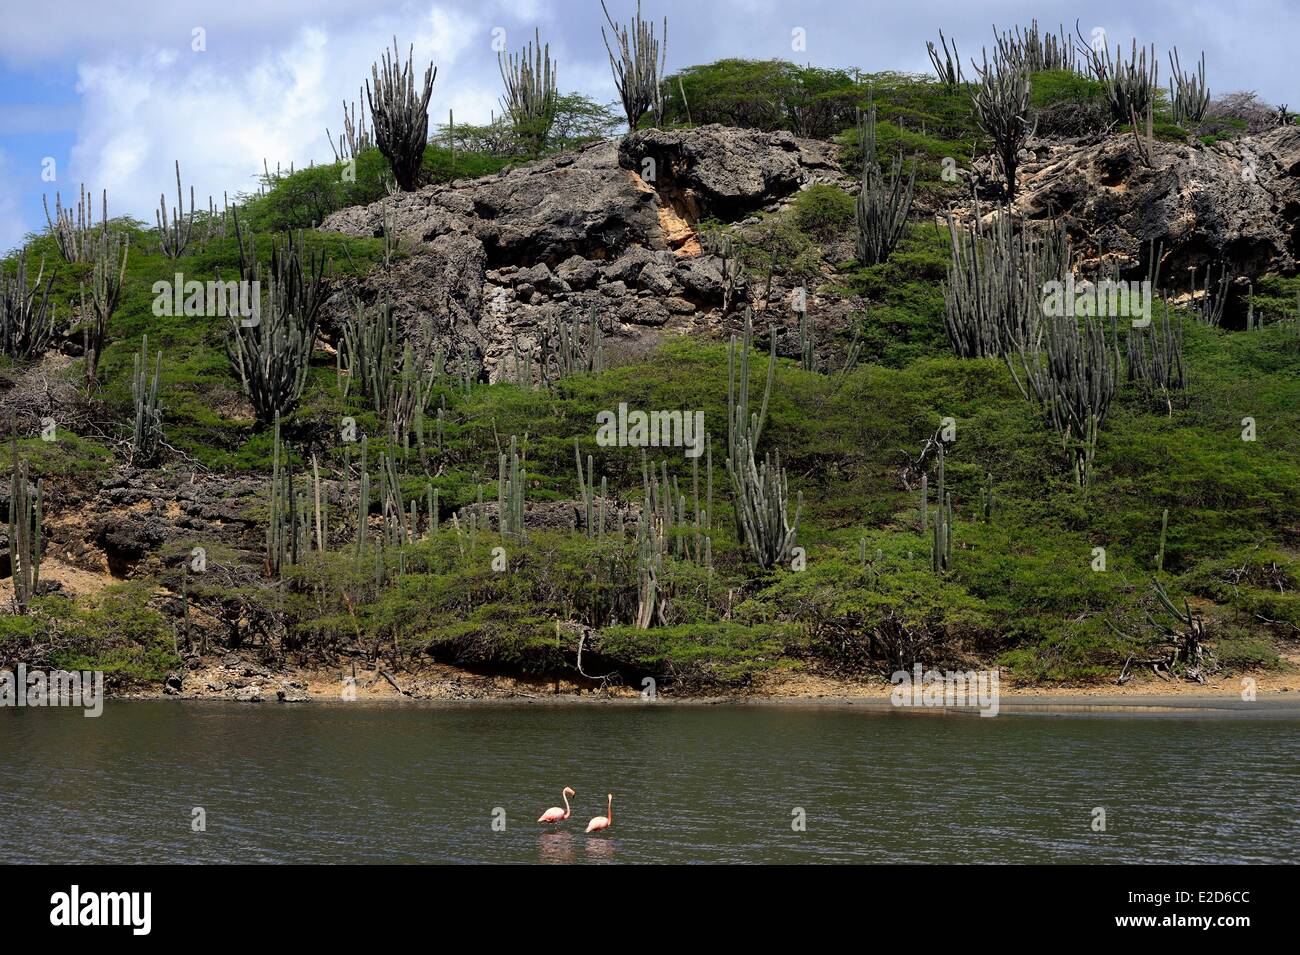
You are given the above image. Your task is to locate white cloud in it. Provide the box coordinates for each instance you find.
[62,5,494,224]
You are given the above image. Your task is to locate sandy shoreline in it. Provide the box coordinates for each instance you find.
[113,655,1300,714]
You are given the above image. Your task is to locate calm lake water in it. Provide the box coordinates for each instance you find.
[1,701,1297,864]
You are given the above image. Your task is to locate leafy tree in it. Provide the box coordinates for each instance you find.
[549,93,625,149]
[661,59,860,138]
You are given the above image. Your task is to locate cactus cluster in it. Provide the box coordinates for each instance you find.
[725,314,800,569]
[82,229,129,387]
[1126,305,1186,412]
[644,447,711,564]
[544,307,605,382]
[711,233,745,316]
[225,216,327,425]
[992,21,1077,74]
[342,297,396,405]
[43,184,105,264]
[634,511,665,629]
[366,38,436,192]
[1098,40,1159,122]
[0,249,57,361]
[267,418,304,575]
[342,297,439,448]
[600,0,667,132]
[327,91,373,162]
[575,439,615,539]
[855,101,916,267]
[1007,314,1118,489]
[130,335,164,467]
[497,435,527,540]
[389,342,440,456]
[499,28,557,156]
[943,208,1069,359]
[267,419,339,575]
[633,446,712,628]
[1167,49,1210,125]
[156,160,195,259]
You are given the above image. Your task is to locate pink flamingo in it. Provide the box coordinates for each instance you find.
[537,786,576,824]
[585,793,614,833]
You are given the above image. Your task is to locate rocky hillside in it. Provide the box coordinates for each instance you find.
[320,126,848,381]
[2,74,1299,701]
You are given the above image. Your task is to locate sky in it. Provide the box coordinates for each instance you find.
[0,0,1296,255]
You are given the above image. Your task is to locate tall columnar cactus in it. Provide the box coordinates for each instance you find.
[382,198,397,266]
[855,100,916,266]
[156,160,195,259]
[267,417,310,575]
[919,472,929,532]
[926,31,963,90]
[43,184,104,264]
[970,49,1033,200]
[377,451,409,548]
[600,0,667,132]
[634,511,665,630]
[726,314,800,569]
[130,335,164,467]
[1155,507,1169,572]
[354,435,372,563]
[0,247,56,361]
[930,444,954,573]
[728,436,802,570]
[1167,48,1209,125]
[499,28,557,156]
[497,435,527,540]
[327,90,374,162]
[943,208,1069,358]
[1129,94,1156,169]
[727,311,774,467]
[575,439,603,539]
[8,439,42,614]
[633,447,714,628]
[225,214,327,425]
[366,38,436,192]
[83,229,129,387]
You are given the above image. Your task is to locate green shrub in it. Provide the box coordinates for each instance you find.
[792,184,854,238]
[1214,631,1280,671]
[662,59,860,138]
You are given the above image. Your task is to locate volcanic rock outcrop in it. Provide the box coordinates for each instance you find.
[320,125,848,382]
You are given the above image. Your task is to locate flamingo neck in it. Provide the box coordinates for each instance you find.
[562,790,571,816]
[607,795,613,823]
